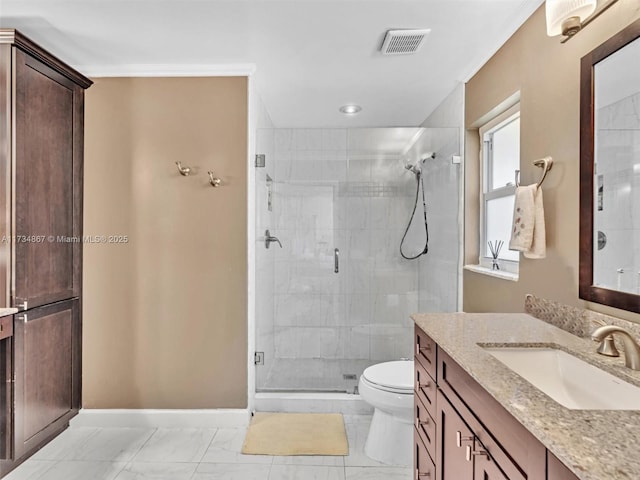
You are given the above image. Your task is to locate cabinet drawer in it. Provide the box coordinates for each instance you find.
[0,316,12,341]
[415,395,436,462]
[415,434,436,480]
[415,326,436,378]
[415,358,437,418]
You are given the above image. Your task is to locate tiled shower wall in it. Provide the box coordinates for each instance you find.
[255,128,459,391]
[595,92,640,294]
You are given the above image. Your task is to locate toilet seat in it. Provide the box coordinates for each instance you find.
[362,361,413,394]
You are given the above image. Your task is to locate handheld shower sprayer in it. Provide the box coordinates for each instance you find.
[404,152,435,177]
[400,152,435,259]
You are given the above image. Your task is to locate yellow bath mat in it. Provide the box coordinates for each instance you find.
[241,412,349,456]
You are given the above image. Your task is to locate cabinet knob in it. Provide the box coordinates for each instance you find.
[415,469,431,479]
[15,300,27,311]
[416,417,429,430]
[416,380,431,389]
[416,343,431,355]
[466,444,490,462]
[456,431,473,448]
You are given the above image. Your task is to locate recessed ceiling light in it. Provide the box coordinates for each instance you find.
[339,104,362,115]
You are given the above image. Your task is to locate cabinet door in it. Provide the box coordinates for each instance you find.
[13,299,80,459]
[13,49,82,309]
[473,439,509,480]
[547,452,579,480]
[0,316,12,460]
[436,390,473,480]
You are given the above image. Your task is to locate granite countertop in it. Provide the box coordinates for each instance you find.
[0,307,18,317]
[412,312,640,480]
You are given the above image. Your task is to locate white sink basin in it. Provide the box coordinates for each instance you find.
[483,347,640,410]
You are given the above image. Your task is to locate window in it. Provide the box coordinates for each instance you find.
[479,104,520,273]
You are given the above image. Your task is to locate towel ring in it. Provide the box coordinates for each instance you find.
[515,157,553,188]
[533,157,553,189]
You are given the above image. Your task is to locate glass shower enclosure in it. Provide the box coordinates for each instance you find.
[254,127,459,394]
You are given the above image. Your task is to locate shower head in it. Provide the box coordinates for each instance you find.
[405,152,435,177]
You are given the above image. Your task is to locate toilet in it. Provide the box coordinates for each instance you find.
[358,360,414,466]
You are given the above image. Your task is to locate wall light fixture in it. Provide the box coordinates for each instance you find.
[546,0,619,43]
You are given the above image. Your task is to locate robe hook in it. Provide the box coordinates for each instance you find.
[176,161,192,176]
[208,171,222,187]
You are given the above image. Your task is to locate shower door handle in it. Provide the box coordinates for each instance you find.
[334,248,339,274]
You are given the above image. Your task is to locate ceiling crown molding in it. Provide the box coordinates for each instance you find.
[80,63,256,78]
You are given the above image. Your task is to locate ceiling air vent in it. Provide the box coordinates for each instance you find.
[380,29,431,55]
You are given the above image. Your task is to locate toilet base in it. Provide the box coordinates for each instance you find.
[364,408,413,466]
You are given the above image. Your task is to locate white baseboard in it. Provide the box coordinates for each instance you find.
[70,409,250,428]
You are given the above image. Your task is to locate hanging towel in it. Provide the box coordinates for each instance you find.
[509,184,546,258]
[524,186,546,259]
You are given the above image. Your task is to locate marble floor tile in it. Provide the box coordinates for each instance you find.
[343,422,387,467]
[271,455,344,467]
[345,466,412,479]
[192,462,270,480]
[114,462,197,480]
[9,415,409,480]
[133,428,216,463]
[3,460,56,480]
[268,465,345,480]
[31,427,100,460]
[66,427,155,462]
[201,428,273,464]
[30,460,126,480]
[342,415,372,425]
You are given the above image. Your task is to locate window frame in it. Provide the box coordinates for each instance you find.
[478,104,521,273]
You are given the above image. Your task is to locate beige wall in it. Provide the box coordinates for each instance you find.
[83,77,248,408]
[464,3,640,322]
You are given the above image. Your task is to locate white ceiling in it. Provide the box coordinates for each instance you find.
[0,0,543,128]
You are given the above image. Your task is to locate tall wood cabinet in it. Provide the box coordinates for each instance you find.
[0,29,91,475]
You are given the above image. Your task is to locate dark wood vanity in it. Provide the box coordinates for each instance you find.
[0,29,91,475]
[414,325,579,480]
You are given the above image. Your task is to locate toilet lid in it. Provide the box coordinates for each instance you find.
[362,361,414,392]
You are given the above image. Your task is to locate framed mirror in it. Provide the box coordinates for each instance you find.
[580,18,640,313]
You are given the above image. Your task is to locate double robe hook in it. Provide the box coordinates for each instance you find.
[175,162,222,187]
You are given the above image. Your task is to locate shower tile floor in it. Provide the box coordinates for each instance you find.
[5,415,412,480]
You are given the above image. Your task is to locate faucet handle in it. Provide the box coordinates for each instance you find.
[596,335,620,357]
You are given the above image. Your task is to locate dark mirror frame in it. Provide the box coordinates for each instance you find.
[580,18,640,314]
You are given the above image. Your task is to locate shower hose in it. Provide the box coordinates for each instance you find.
[400,171,429,260]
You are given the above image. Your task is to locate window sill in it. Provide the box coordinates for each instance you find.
[464,264,519,282]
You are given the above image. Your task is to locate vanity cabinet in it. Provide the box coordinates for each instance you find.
[0,30,91,476]
[414,325,579,480]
